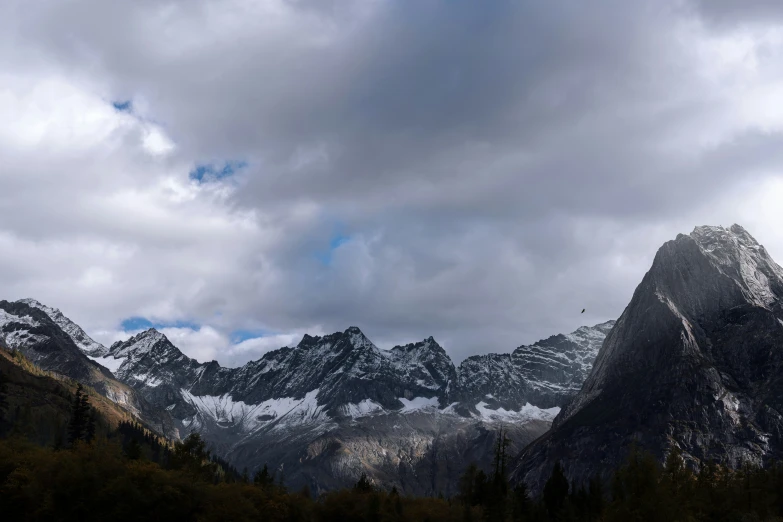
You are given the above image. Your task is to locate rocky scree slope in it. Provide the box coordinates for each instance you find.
[514,224,783,494]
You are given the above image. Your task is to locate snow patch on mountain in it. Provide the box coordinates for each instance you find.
[0,308,46,349]
[343,399,385,418]
[474,401,560,423]
[87,354,124,373]
[0,308,39,328]
[182,388,328,432]
[399,396,440,413]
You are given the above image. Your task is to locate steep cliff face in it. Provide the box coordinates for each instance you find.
[515,224,783,493]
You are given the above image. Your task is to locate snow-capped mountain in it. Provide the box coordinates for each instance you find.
[97,323,610,430]
[17,298,107,356]
[457,320,614,410]
[0,300,177,436]
[515,224,783,493]
[4,297,613,494]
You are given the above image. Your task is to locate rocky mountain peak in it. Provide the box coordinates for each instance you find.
[342,326,380,352]
[688,224,783,309]
[516,224,783,494]
[17,298,107,356]
[16,297,47,309]
[108,328,178,362]
[389,336,446,356]
[296,326,376,352]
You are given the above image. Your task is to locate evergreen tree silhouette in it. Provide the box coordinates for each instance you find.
[543,461,569,518]
[85,410,96,443]
[67,384,90,445]
[254,463,272,487]
[0,372,8,436]
[354,472,374,493]
[125,438,143,460]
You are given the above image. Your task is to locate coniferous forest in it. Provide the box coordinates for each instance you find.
[4,347,783,521]
[6,425,783,521]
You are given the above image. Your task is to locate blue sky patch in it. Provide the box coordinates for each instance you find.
[230,329,272,344]
[121,316,200,332]
[189,160,247,183]
[112,100,133,113]
[314,231,351,266]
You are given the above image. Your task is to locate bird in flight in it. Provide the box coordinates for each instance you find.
[581,309,585,314]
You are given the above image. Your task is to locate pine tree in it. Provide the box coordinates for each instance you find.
[85,411,96,443]
[587,476,604,520]
[171,432,215,480]
[511,482,530,521]
[491,428,511,493]
[254,463,272,487]
[125,438,143,460]
[0,372,8,436]
[543,461,569,518]
[67,384,89,445]
[486,429,512,522]
[459,464,479,506]
[0,372,7,414]
[354,472,374,493]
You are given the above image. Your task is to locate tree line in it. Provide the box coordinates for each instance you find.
[5,411,783,521]
[5,355,783,520]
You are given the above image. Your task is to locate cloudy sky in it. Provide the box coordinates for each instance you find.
[2,0,783,366]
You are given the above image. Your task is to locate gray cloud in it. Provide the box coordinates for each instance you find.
[690,0,783,26]
[1,0,783,364]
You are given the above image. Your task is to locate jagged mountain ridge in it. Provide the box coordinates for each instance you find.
[6,296,613,494]
[0,300,178,437]
[514,224,783,493]
[18,298,107,357]
[99,321,613,424]
[457,320,614,410]
[100,326,461,421]
[99,323,607,495]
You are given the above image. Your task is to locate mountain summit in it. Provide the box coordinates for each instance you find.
[515,224,783,492]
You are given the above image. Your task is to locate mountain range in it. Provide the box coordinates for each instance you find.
[3,223,780,498]
[0,296,612,495]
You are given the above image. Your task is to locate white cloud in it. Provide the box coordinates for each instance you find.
[158,326,227,363]
[1,0,783,365]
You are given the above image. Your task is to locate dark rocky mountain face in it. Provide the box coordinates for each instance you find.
[0,300,177,437]
[3,298,613,494]
[514,224,783,494]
